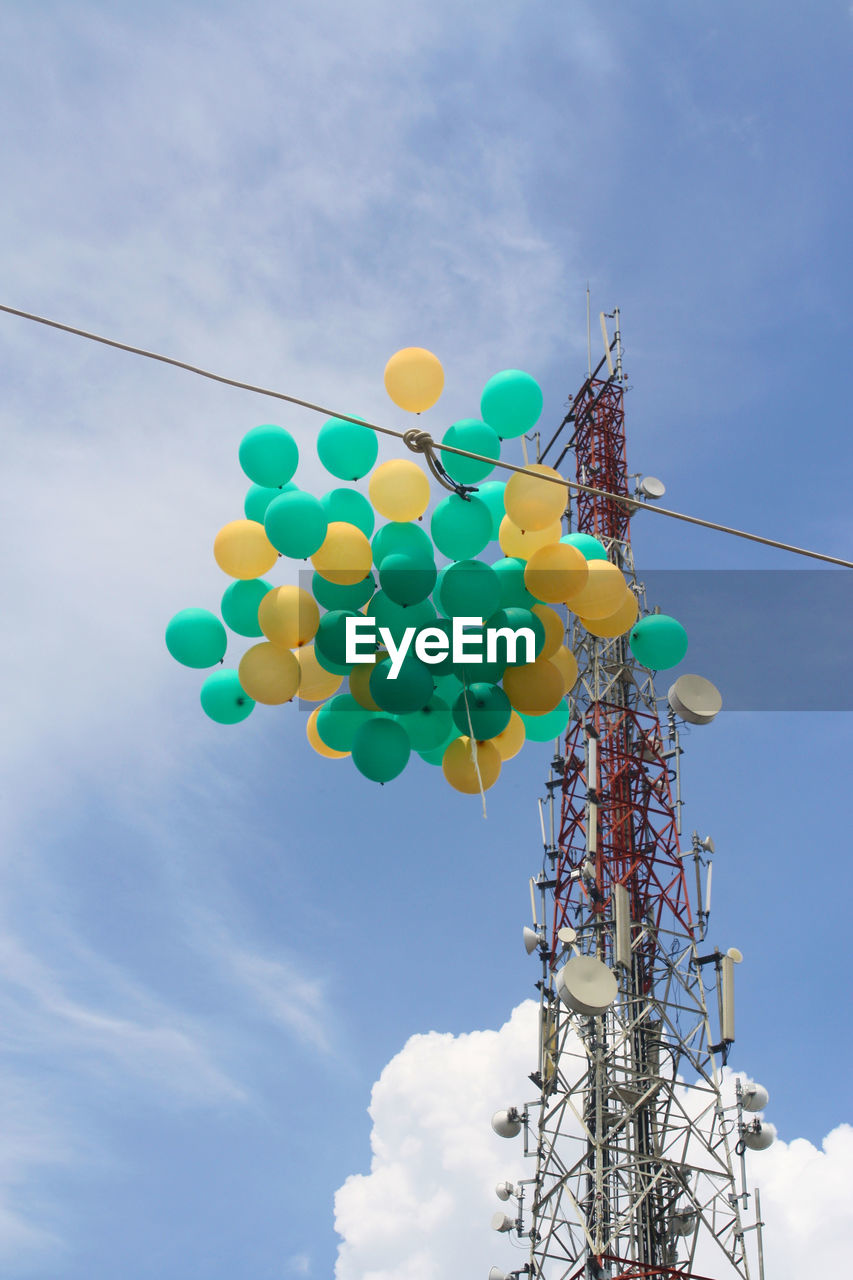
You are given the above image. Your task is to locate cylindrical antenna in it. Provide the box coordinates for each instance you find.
[586,728,598,858]
[612,881,631,968]
[721,953,735,1043]
[613,305,624,380]
[600,312,615,377]
[538,798,548,850]
[705,863,713,915]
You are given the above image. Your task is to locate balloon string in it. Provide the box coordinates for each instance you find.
[1,301,850,570]
[461,676,487,820]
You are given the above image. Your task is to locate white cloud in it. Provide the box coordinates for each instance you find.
[198,916,334,1055]
[334,1002,535,1279]
[0,1072,71,1268]
[334,1000,853,1280]
[0,931,244,1106]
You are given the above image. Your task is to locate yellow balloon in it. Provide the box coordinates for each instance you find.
[502,658,564,715]
[580,589,639,638]
[311,522,373,586]
[368,459,431,521]
[504,464,567,530]
[550,644,579,694]
[384,347,444,413]
[531,604,565,660]
[442,736,502,794]
[296,645,344,701]
[492,710,526,761]
[565,560,627,619]
[214,519,278,580]
[238,642,300,705]
[498,516,563,560]
[306,706,349,759]
[349,658,382,711]
[258,586,320,648]
[524,542,588,604]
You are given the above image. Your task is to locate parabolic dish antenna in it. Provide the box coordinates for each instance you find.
[639,475,666,499]
[668,674,723,725]
[557,926,578,945]
[555,954,618,1015]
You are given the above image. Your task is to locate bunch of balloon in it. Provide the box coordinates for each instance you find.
[165,349,689,796]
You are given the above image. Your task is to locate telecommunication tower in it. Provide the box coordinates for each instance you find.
[489,314,773,1280]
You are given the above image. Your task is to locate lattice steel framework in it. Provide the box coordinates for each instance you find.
[492,333,766,1280]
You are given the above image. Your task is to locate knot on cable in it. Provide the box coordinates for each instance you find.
[402,428,434,455]
[402,428,476,498]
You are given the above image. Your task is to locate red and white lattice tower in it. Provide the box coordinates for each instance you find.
[489,315,770,1280]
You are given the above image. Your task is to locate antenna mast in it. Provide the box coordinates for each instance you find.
[489,313,771,1280]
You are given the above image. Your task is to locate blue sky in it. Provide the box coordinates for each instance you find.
[0,3,851,1277]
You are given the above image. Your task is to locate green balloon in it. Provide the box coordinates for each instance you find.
[520,700,570,742]
[321,487,375,537]
[244,481,297,523]
[492,556,539,608]
[480,370,543,440]
[239,424,299,487]
[434,672,464,704]
[313,646,355,676]
[316,694,373,751]
[486,607,544,665]
[200,669,254,724]
[220,579,272,638]
[314,609,361,668]
[477,480,507,539]
[264,491,327,558]
[414,617,455,675]
[379,552,437,606]
[431,494,492,560]
[166,608,227,668]
[418,728,457,766]
[441,419,501,485]
[432,566,450,616]
[317,416,378,481]
[449,623,507,685]
[352,716,411,783]
[452,682,511,740]
[561,532,608,561]
[439,560,501,620]
[367,593,436,644]
[372,521,434,565]
[312,571,375,612]
[396,694,452,752]
[369,655,434,714]
[628,615,688,670]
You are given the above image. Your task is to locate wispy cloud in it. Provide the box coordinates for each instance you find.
[0,931,245,1105]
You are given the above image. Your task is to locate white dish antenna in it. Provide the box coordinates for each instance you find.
[671,1210,697,1236]
[742,1082,769,1112]
[557,925,578,946]
[491,1109,522,1138]
[668,674,723,725]
[495,1180,514,1202]
[523,926,541,955]
[742,1119,776,1150]
[555,954,618,1015]
[639,475,666,499]
[491,1211,515,1233]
